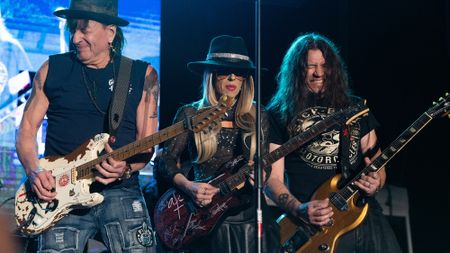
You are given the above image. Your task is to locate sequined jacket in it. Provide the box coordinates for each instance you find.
[159,102,270,185]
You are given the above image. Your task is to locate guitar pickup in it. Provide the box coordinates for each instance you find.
[329,192,349,211]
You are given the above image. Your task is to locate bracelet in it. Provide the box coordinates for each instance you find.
[28,165,44,179]
[36,165,45,172]
[121,163,133,180]
[298,202,309,215]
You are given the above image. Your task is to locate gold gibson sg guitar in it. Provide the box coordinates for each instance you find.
[278,93,449,253]
[15,95,234,236]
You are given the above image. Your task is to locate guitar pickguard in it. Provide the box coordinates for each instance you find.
[15,133,109,235]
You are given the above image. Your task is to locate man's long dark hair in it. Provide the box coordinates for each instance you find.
[267,33,352,125]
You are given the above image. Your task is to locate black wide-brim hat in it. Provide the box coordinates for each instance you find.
[187,35,256,75]
[54,0,129,26]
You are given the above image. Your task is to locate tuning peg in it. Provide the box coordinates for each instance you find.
[198,121,206,127]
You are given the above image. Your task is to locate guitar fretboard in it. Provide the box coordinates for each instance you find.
[73,97,233,181]
[75,121,185,180]
[262,113,344,169]
[222,105,367,192]
[339,112,434,200]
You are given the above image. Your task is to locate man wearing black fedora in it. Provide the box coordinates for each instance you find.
[15,0,159,252]
[158,35,280,252]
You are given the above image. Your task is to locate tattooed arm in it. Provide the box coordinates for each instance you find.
[131,64,159,171]
[95,64,159,185]
[16,60,56,201]
[265,143,302,215]
[265,143,333,226]
[96,64,159,184]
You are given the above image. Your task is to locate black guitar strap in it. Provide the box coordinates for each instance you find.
[108,56,133,139]
[338,125,352,181]
[338,99,368,182]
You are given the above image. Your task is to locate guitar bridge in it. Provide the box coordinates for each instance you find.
[329,192,348,211]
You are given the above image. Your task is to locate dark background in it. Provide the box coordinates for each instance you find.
[160,0,450,252]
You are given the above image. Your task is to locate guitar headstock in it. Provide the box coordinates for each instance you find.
[428,92,450,118]
[333,102,370,126]
[190,95,234,133]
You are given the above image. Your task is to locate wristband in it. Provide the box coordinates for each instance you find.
[298,202,309,214]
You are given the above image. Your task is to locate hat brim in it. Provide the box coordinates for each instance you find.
[54,9,129,26]
[187,59,256,76]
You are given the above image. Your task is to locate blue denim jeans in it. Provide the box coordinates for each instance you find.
[38,185,157,253]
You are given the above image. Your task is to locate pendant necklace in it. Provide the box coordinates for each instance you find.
[81,60,116,115]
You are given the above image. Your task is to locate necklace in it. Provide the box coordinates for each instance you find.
[81,60,116,115]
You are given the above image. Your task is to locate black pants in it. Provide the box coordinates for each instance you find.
[336,198,403,253]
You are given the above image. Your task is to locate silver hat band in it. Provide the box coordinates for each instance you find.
[207,53,250,62]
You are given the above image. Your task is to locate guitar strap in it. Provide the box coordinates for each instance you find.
[108,56,133,139]
[338,125,352,181]
[339,100,367,182]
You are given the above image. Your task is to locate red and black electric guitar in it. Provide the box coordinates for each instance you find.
[154,103,369,250]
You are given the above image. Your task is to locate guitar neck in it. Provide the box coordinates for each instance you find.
[262,112,343,169]
[223,111,346,191]
[341,111,434,197]
[367,112,432,174]
[75,121,186,180]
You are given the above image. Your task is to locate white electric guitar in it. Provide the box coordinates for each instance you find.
[15,95,233,236]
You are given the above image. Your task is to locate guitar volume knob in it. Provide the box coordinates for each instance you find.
[326,218,334,227]
[319,243,330,252]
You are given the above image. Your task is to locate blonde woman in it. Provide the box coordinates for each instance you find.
[159,35,279,252]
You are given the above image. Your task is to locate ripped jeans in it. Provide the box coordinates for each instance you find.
[38,185,157,253]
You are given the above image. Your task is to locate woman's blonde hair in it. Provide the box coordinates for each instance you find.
[194,71,256,163]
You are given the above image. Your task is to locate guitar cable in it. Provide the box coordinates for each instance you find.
[0,196,14,208]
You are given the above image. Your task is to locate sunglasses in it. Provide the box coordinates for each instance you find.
[215,70,248,81]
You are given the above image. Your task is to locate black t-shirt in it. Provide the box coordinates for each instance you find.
[268,96,379,202]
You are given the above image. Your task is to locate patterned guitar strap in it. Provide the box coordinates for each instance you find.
[338,100,368,186]
[338,124,352,183]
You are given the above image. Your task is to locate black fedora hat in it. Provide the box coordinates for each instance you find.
[54,0,129,26]
[187,35,256,75]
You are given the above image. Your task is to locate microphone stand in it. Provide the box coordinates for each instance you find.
[254,0,263,252]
